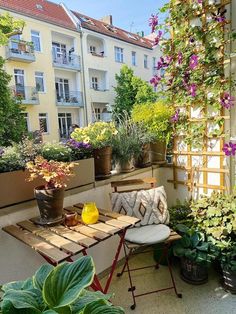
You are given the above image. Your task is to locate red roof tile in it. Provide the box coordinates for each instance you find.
[0,0,76,31]
[73,11,153,50]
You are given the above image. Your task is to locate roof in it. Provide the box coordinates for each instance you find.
[72,11,153,50]
[0,0,77,31]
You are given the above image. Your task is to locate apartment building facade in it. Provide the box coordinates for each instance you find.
[0,0,160,141]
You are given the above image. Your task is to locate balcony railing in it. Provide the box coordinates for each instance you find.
[56,91,84,107]
[52,52,81,71]
[12,86,39,105]
[90,86,108,92]
[6,40,35,63]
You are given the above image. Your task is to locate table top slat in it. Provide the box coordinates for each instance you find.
[17,221,84,255]
[49,225,97,248]
[87,222,120,235]
[3,225,69,263]
[70,224,111,241]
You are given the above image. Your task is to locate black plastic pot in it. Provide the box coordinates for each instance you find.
[222,269,236,294]
[180,257,208,285]
[34,186,65,226]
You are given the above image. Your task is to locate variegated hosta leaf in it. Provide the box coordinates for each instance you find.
[2,278,33,292]
[79,299,125,314]
[43,256,95,309]
[1,289,44,313]
[33,264,54,291]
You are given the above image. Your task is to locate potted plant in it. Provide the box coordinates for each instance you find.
[26,155,77,225]
[173,224,217,284]
[131,101,174,164]
[71,122,117,179]
[0,256,124,313]
[112,117,141,173]
[221,245,236,293]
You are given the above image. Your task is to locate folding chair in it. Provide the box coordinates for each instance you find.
[111,178,182,310]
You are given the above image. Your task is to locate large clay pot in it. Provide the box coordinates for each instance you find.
[135,143,151,168]
[94,146,112,179]
[119,159,135,173]
[222,269,236,294]
[33,186,65,226]
[150,141,167,164]
[180,257,208,285]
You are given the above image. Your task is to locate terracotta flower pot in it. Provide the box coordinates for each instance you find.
[150,141,167,164]
[94,146,112,179]
[119,159,135,173]
[33,186,65,226]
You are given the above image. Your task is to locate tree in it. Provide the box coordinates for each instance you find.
[0,13,26,146]
[113,65,157,120]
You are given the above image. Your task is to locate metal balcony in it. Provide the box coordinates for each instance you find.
[12,86,39,105]
[6,40,35,63]
[52,52,81,71]
[56,91,84,107]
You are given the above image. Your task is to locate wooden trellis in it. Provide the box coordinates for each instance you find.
[167,0,231,194]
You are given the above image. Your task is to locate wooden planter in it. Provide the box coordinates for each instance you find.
[0,158,95,208]
[150,141,167,164]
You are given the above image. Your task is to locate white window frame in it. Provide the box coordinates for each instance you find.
[94,108,101,121]
[89,45,96,53]
[39,113,49,134]
[144,54,148,68]
[91,77,99,90]
[131,51,136,66]
[22,112,30,131]
[35,72,45,92]
[58,112,72,139]
[31,30,41,52]
[115,46,124,63]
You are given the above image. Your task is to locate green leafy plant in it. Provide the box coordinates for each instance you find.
[221,245,236,273]
[0,145,24,173]
[173,224,218,266]
[71,122,117,150]
[131,101,174,143]
[41,142,72,162]
[168,200,193,230]
[0,256,124,313]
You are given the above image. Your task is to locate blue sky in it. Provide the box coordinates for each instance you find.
[51,0,168,35]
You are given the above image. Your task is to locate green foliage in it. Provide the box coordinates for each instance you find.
[0,145,24,173]
[173,224,218,266]
[41,142,72,162]
[190,192,236,248]
[0,256,124,314]
[113,65,157,119]
[221,245,236,272]
[131,101,174,142]
[0,13,25,46]
[168,200,193,230]
[0,57,26,146]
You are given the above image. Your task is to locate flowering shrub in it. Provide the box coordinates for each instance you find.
[26,156,77,189]
[71,121,117,149]
[67,139,93,160]
[41,142,72,162]
[0,145,24,173]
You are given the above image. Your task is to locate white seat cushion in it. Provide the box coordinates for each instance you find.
[125,224,171,245]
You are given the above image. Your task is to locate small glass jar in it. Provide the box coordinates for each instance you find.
[65,212,78,227]
[82,202,99,224]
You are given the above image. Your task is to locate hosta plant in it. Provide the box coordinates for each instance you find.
[0,256,124,314]
[221,245,236,273]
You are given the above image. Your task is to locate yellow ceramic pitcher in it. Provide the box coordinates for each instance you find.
[82,202,99,224]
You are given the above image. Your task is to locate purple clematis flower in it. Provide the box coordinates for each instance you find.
[156,56,172,70]
[222,142,236,156]
[189,37,195,44]
[188,83,197,97]
[220,92,235,109]
[68,139,92,150]
[150,75,162,87]
[149,14,158,33]
[153,31,162,46]
[171,109,180,123]
[189,54,199,70]
[178,52,183,65]
[212,8,227,23]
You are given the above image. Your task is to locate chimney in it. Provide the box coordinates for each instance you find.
[101,15,113,25]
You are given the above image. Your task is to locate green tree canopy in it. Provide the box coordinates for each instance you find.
[0,13,25,45]
[113,65,157,120]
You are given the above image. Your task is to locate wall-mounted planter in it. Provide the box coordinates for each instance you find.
[0,158,95,208]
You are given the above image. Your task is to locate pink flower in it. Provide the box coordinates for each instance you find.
[188,83,197,97]
[153,31,162,46]
[189,54,199,70]
[222,142,236,156]
[150,75,161,87]
[178,52,183,65]
[149,14,158,33]
[220,92,235,109]
[171,109,180,123]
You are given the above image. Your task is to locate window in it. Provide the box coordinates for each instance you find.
[10,34,21,52]
[52,42,66,63]
[144,55,148,68]
[55,78,70,102]
[39,113,48,133]
[58,113,72,139]
[31,30,41,52]
[91,77,98,90]
[115,46,124,63]
[94,108,101,121]
[131,51,136,66]
[14,69,25,98]
[22,112,30,131]
[90,46,96,53]
[35,72,45,92]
